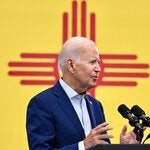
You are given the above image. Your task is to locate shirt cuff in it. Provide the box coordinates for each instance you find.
[78,141,85,150]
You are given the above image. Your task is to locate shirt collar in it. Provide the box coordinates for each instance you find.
[59,78,78,99]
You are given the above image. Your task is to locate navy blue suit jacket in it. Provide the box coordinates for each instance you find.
[26,81,109,150]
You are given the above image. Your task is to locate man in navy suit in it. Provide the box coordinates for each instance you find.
[26,37,137,150]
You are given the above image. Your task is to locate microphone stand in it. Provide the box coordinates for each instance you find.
[143,133,150,144]
[133,127,144,144]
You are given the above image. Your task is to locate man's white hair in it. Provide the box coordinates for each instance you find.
[58,37,95,72]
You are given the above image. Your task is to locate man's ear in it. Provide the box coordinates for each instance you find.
[66,58,75,73]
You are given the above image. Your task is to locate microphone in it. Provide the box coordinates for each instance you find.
[131,105,150,127]
[118,104,143,130]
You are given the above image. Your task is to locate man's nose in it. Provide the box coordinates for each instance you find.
[95,63,101,72]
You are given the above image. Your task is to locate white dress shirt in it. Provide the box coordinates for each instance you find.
[59,78,92,150]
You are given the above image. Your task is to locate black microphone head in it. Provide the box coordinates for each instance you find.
[118,104,144,130]
[131,105,145,118]
[118,104,131,118]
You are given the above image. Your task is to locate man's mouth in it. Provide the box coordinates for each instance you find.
[93,76,98,80]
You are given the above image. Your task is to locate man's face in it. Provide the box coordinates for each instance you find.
[73,46,101,90]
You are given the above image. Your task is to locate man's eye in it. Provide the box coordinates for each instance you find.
[90,60,96,64]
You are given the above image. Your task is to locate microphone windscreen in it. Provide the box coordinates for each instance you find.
[131,105,145,117]
[118,104,130,118]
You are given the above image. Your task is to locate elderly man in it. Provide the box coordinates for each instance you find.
[26,37,137,150]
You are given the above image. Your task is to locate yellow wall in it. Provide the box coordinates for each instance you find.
[0,0,150,149]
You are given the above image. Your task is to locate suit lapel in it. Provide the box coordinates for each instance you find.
[52,81,85,138]
[85,95,97,128]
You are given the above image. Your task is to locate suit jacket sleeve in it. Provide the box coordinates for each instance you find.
[26,97,79,150]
